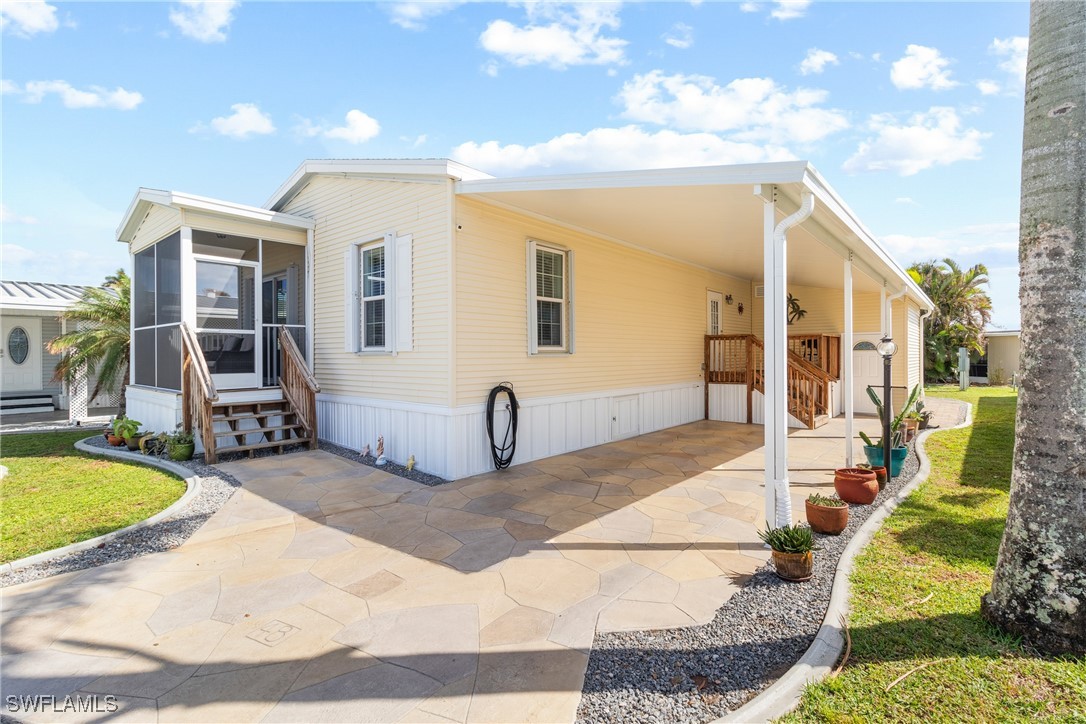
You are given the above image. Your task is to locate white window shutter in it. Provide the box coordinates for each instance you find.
[567,249,575,354]
[344,247,359,352]
[395,233,413,353]
[382,232,396,353]
[526,240,538,355]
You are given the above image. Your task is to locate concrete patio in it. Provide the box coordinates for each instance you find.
[0,408,954,723]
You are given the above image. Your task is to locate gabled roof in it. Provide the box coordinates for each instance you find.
[264,159,494,212]
[117,188,315,243]
[0,280,95,311]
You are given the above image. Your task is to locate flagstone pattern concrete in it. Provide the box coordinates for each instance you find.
[2,417,891,722]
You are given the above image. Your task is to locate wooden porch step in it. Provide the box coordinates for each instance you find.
[211,399,289,414]
[212,410,297,423]
[210,423,304,439]
[811,414,830,429]
[214,438,307,458]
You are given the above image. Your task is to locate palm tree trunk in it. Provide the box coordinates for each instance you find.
[981,0,1086,655]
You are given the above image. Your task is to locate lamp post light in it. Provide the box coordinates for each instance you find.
[876,335,898,477]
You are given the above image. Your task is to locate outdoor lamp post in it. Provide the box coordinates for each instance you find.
[876,336,898,476]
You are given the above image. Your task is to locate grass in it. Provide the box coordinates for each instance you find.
[0,431,186,563]
[782,385,1086,722]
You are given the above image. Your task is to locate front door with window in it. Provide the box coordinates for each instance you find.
[1,316,41,392]
[706,291,723,335]
[852,334,884,414]
[195,258,259,389]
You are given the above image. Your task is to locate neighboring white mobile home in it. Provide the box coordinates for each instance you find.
[117,159,932,526]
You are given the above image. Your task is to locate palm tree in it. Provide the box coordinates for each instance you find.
[908,258,992,379]
[981,0,1085,655]
[49,269,131,414]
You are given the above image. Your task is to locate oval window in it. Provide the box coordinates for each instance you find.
[8,327,30,365]
[853,341,877,351]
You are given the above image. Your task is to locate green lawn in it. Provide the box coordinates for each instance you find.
[0,431,187,563]
[783,386,1086,722]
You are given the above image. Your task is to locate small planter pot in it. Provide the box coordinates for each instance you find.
[167,442,195,462]
[863,445,909,478]
[805,499,848,535]
[834,467,879,505]
[868,465,888,490]
[125,436,142,451]
[771,550,814,582]
[106,433,125,446]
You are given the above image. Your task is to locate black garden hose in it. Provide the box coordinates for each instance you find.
[486,383,518,470]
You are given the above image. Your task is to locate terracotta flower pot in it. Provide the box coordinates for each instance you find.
[805,499,848,535]
[867,465,888,490]
[106,433,125,446]
[771,550,814,582]
[834,467,879,505]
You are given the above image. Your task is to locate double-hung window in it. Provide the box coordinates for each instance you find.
[360,242,386,350]
[344,231,412,354]
[528,240,574,354]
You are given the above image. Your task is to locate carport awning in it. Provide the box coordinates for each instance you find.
[456,160,930,304]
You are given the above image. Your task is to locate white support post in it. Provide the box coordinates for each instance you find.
[180,227,195,328]
[305,228,315,365]
[843,255,854,466]
[760,187,781,528]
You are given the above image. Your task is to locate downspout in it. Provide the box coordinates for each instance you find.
[919,306,932,397]
[765,190,815,528]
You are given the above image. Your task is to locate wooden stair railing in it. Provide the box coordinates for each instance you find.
[180,322,219,461]
[704,334,831,428]
[278,325,320,451]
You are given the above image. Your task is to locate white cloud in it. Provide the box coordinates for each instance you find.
[976,79,1001,96]
[894,197,918,206]
[479,2,627,69]
[798,48,838,75]
[617,70,849,144]
[400,133,427,148]
[482,60,500,77]
[452,125,795,176]
[296,109,380,144]
[663,22,693,49]
[770,0,811,20]
[193,103,275,139]
[0,204,38,224]
[843,106,989,176]
[169,0,238,43]
[0,0,58,37]
[882,223,1019,264]
[387,1,464,30]
[992,36,1028,83]
[739,2,760,11]
[890,44,959,90]
[7,80,143,110]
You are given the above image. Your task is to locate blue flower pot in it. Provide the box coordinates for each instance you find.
[863,445,908,477]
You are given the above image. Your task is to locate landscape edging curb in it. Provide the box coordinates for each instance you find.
[0,437,203,575]
[718,398,974,723]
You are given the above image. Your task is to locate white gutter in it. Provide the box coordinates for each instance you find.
[764,189,815,528]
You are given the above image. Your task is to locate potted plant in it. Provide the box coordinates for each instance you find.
[140,432,168,456]
[759,522,819,582]
[166,425,195,461]
[106,420,125,446]
[915,401,934,430]
[857,462,888,489]
[805,493,848,535]
[112,416,142,449]
[861,384,920,477]
[834,466,879,504]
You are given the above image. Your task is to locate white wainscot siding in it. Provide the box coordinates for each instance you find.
[708,384,747,423]
[750,390,806,429]
[126,387,181,435]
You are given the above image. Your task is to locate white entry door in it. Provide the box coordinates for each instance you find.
[706,291,723,335]
[195,257,261,389]
[611,395,640,440]
[1,316,42,392]
[852,334,884,414]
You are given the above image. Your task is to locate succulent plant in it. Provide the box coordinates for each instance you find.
[758,522,820,553]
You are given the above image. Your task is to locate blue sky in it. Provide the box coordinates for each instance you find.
[2,0,1027,328]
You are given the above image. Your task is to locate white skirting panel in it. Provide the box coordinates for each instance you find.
[707,384,747,423]
[830,380,842,418]
[316,394,453,479]
[125,386,181,435]
[750,389,806,429]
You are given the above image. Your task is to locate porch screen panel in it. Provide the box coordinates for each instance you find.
[156,326,182,391]
[134,328,156,386]
[134,247,156,328]
[155,232,181,324]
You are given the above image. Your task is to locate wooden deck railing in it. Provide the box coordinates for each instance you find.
[278,325,320,450]
[787,334,841,379]
[705,333,835,427]
[180,322,218,459]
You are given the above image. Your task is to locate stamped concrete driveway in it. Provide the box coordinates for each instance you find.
[1,418,881,723]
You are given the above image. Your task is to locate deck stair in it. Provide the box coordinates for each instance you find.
[0,392,55,416]
[181,322,320,464]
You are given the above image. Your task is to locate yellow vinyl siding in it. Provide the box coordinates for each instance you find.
[281,175,451,404]
[181,210,306,246]
[130,205,181,254]
[453,197,751,406]
[749,283,883,335]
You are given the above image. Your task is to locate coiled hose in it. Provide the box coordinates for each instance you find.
[486,383,518,470]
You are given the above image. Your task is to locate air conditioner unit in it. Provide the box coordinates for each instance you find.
[754,285,765,298]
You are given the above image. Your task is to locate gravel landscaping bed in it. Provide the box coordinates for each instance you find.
[576,417,965,723]
[318,440,449,486]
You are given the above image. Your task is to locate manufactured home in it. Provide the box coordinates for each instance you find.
[117,160,932,526]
